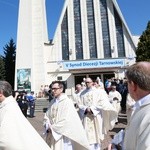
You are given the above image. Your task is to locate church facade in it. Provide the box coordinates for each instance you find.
[15,0,136,96]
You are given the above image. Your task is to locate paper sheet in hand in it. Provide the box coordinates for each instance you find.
[112,129,124,145]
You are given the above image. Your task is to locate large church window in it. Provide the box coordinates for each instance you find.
[86,0,97,58]
[74,0,83,59]
[61,10,69,60]
[100,0,111,58]
[114,7,125,57]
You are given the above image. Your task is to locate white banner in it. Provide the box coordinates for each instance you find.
[63,59,125,69]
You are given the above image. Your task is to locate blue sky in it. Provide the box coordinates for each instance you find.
[0,0,149,55]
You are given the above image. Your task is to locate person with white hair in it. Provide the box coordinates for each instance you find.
[96,77,104,89]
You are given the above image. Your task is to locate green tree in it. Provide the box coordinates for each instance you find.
[0,56,5,80]
[2,38,16,88]
[136,21,150,62]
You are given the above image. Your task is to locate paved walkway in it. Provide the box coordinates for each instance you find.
[28,112,127,150]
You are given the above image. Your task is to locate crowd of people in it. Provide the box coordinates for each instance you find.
[0,61,150,150]
[12,90,36,118]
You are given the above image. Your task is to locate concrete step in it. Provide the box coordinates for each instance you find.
[35,98,50,112]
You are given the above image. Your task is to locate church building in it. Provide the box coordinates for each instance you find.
[15,0,136,96]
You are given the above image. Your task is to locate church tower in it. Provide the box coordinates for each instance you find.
[15,0,49,93]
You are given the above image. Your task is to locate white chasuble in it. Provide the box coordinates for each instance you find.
[79,88,117,145]
[45,94,90,150]
[0,96,51,150]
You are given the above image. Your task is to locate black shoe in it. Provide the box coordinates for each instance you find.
[115,122,118,125]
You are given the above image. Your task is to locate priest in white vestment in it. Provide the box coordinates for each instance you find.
[79,78,117,150]
[123,62,150,150]
[126,93,135,122]
[72,84,84,119]
[44,81,90,150]
[108,85,122,123]
[0,81,51,150]
[72,83,83,108]
[108,62,150,150]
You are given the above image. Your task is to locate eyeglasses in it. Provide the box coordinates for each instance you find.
[51,88,60,90]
